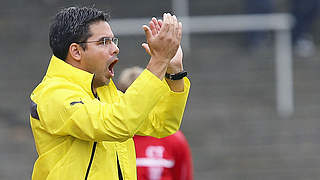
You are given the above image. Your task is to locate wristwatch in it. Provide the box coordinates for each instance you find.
[165,71,187,80]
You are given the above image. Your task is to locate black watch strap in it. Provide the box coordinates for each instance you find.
[165,71,187,80]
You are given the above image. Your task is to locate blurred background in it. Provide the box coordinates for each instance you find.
[1,0,320,179]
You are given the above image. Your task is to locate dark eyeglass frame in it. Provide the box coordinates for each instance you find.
[78,37,119,46]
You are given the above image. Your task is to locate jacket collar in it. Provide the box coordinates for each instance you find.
[46,55,95,96]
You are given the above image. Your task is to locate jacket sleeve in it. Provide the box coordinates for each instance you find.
[33,70,170,142]
[135,77,191,138]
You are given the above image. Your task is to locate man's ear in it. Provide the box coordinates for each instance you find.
[68,43,82,61]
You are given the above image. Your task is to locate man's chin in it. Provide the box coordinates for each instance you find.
[93,77,111,89]
[104,77,111,85]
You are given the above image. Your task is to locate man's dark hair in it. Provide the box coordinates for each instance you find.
[49,7,110,60]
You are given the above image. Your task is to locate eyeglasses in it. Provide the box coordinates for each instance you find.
[78,37,119,46]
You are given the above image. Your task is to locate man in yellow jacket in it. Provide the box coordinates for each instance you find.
[30,6,190,180]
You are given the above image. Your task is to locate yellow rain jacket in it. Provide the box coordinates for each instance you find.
[30,56,190,180]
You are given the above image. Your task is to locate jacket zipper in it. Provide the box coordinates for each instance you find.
[85,77,99,180]
[84,142,97,180]
[85,78,122,180]
[117,153,123,180]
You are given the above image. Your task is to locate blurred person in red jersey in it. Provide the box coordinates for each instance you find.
[118,66,193,180]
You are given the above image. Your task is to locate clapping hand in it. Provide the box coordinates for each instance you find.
[142,14,183,74]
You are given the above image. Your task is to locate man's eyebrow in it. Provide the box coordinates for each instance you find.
[97,36,114,41]
[96,37,105,41]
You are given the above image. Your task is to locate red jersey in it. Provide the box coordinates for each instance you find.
[134,131,193,180]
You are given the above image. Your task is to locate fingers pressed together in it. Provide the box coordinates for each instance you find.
[147,13,182,40]
[142,13,183,60]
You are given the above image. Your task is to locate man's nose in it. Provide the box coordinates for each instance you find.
[111,43,119,55]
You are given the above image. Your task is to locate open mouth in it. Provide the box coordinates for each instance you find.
[108,59,118,76]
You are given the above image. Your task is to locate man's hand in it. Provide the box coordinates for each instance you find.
[143,13,182,80]
[143,16,185,92]
[142,17,183,74]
